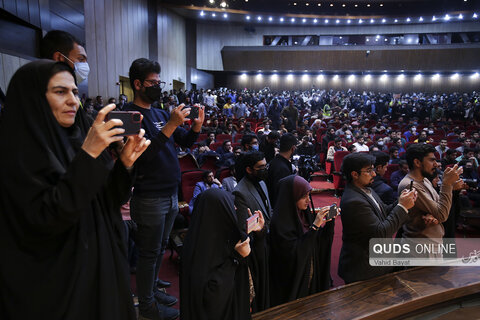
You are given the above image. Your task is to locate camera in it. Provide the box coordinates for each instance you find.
[463,178,478,188]
[297,155,318,181]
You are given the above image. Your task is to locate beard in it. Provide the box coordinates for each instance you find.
[421,169,436,180]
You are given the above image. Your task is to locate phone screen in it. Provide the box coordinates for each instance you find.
[246,213,260,234]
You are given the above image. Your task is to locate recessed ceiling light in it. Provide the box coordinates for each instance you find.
[347,19,351,23]
[313,18,318,23]
[318,3,321,6]
[269,16,273,21]
[382,18,386,23]
[325,19,329,23]
[293,2,297,5]
[200,11,205,16]
[370,19,374,23]
[306,2,309,6]
[212,13,216,17]
[257,16,262,21]
[474,13,478,18]
[223,13,228,18]
[394,19,398,23]
[419,17,423,22]
[359,19,363,23]
[367,3,371,7]
[330,3,334,7]
[246,15,250,20]
[302,18,306,23]
[336,19,340,24]
[380,3,383,6]
[280,17,284,22]
[355,4,358,7]
[209,0,214,3]
[406,17,411,22]
[220,1,227,8]
[458,14,464,19]
[291,17,295,22]
[342,4,346,7]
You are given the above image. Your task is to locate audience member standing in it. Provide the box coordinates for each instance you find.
[124,58,204,320]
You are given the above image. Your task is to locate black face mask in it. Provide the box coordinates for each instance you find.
[251,168,268,182]
[142,85,162,103]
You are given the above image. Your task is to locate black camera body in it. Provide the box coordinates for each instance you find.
[298,155,318,181]
[105,111,142,136]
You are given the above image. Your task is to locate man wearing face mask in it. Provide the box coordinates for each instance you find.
[266,133,297,207]
[124,58,204,320]
[40,30,90,85]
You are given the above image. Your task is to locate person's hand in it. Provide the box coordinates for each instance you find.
[247,208,265,233]
[168,104,190,127]
[453,179,466,191]
[212,178,222,186]
[82,104,125,158]
[234,237,251,258]
[192,104,205,132]
[422,214,439,227]
[119,128,151,168]
[398,189,417,211]
[313,206,329,228]
[443,164,463,186]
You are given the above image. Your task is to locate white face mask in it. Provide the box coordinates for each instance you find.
[61,53,90,83]
[73,61,90,83]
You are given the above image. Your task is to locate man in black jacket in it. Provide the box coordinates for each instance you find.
[338,153,416,284]
[266,133,297,208]
[371,151,396,205]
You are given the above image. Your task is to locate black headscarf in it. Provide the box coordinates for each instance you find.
[180,188,251,320]
[269,175,335,306]
[0,60,135,319]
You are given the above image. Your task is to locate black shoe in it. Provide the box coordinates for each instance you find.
[156,279,171,288]
[154,290,177,307]
[138,302,179,320]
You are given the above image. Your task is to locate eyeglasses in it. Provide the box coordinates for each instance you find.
[359,168,375,175]
[144,79,166,89]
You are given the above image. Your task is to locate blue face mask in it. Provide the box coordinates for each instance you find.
[251,144,259,151]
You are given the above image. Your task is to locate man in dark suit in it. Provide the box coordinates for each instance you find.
[233,151,271,312]
[338,153,417,284]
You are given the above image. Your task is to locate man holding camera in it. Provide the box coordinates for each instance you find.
[398,144,463,241]
[125,58,204,320]
[339,153,417,284]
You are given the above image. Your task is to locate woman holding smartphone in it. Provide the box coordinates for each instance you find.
[0,60,150,319]
[269,175,338,306]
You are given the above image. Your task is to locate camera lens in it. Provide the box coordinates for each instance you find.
[132,113,141,122]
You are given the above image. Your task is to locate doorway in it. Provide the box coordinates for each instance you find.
[173,80,185,92]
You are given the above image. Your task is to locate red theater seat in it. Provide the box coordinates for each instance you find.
[178,153,199,172]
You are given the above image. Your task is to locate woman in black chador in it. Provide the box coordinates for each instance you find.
[180,188,253,320]
[269,175,337,306]
[0,60,150,319]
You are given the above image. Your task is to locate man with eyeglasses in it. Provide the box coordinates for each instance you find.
[338,153,417,284]
[125,58,204,320]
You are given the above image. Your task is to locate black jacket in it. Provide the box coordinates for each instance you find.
[338,183,408,284]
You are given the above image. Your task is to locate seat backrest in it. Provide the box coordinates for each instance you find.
[178,153,199,172]
[200,154,219,172]
[181,169,207,203]
[197,133,207,141]
[216,134,232,142]
[216,167,232,181]
[333,151,350,173]
[385,164,399,182]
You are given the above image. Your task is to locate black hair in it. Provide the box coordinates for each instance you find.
[334,137,342,143]
[372,151,390,167]
[341,153,376,182]
[40,30,81,59]
[445,149,456,156]
[241,134,257,148]
[267,131,280,140]
[48,62,76,87]
[398,160,408,166]
[279,133,297,152]
[202,170,213,180]
[464,147,474,154]
[222,139,232,147]
[128,58,161,93]
[405,143,436,170]
[347,144,356,152]
[389,146,399,154]
[235,151,265,181]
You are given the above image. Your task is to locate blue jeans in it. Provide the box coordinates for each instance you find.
[130,192,178,310]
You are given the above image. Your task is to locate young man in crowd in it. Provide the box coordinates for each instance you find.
[125,58,204,320]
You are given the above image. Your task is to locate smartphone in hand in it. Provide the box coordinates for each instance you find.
[246,213,260,234]
[326,204,337,220]
[186,105,199,120]
[105,111,142,136]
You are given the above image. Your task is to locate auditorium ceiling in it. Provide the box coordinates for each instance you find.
[162,0,479,17]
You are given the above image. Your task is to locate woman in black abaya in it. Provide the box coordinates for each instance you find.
[269,175,337,306]
[180,188,252,320]
[0,60,150,319]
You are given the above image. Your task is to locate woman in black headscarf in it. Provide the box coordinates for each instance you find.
[180,188,252,320]
[269,175,337,306]
[0,60,150,319]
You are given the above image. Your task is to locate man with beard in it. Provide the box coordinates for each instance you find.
[398,144,462,241]
[339,153,417,284]
[125,58,204,320]
[233,151,271,312]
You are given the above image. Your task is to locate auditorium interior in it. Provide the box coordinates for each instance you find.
[1,0,480,319]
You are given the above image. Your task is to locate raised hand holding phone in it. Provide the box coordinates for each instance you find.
[246,208,264,233]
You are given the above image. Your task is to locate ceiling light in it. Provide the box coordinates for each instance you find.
[200,11,205,16]
[370,19,374,23]
[419,17,423,22]
[291,17,295,22]
[394,19,398,23]
[318,3,321,6]
[355,4,358,7]
[302,18,306,23]
[240,73,247,79]
[223,13,228,18]
[366,38,369,42]
[246,15,250,20]
[458,14,464,19]
[287,74,293,81]
[380,3,383,6]
[325,19,329,23]
[397,74,405,81]
[330,3,334,7]
[432,73,440,80]
[293,2,297,5]
[473,13,478,18]
[359,19,363,24]
[384,38,388,41]
[280,17,284,22]
[245,0,248,2]
[342,4,346,7]
[347,19,351,24]
[339,36,343,39]
[268,16,273,21]
[212,13,216,17]
[336,19,340,24]
[317,74,324,81]
[306,2,309,6]
[367,4,371,7]
[313,18,318,23]
[406,17,411,22]
[444,14,450,21]
[257,16,262,21]
[209,0,214,3]
[414,74,422,80]
[333,75,339,80]
[451,73,459,79]
[380,74,388,81]
[471,72,479,79]
[271,74,278,80]
[220,1,227,8]
[382,18,386,23]
[432,16,436,21]
[364,74,372,81]
[348,74,356,81]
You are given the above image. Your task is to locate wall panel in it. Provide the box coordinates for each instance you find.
[85,0,149,98]
[0,52,31,93]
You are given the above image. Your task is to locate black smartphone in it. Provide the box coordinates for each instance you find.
[409,180,414,191]
[105,111,142,136]
[326,204,337,220]
[186,105,199,120]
